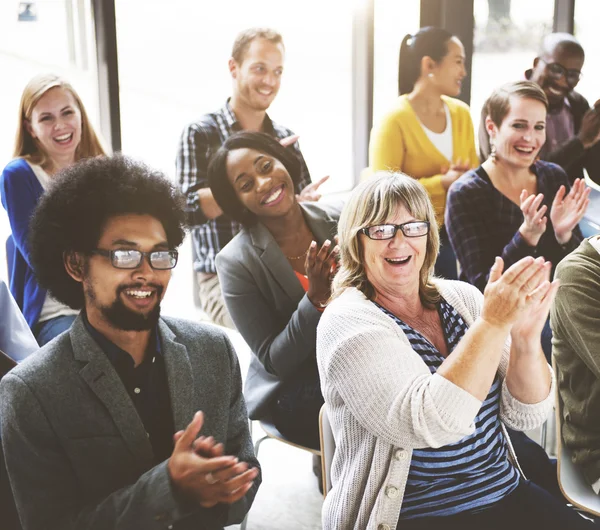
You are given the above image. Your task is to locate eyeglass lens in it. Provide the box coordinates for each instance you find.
[112,250,177,269]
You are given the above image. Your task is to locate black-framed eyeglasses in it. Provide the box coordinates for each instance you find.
[361,221,430,240]
[90,249,178,270]
[540,59,582,86]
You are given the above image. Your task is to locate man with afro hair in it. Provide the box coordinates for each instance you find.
[0,155,260,530]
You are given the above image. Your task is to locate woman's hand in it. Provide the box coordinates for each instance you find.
[510,260,559,348]
[305,239,339,308]
[518,191,547,246]
[481,256,549,330]
[551,178,590,244]
[440,158,471,191]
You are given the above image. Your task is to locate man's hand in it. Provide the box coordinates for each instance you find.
[297,176,330,202]
[279,135,300,148]
[168,412,259,508]
[578,100,600,149]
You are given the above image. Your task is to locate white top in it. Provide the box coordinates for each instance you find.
[27,162,79,324]
[317,279,555,530]
[418,102,453,161]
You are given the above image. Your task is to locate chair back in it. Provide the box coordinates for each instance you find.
[553,358,600,517]
[319,404,335,498]
[0,349,17,379]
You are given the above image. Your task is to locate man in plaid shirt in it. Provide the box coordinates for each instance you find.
[176,28,327,327]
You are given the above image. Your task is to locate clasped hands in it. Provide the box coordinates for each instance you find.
[167,411,258,508]
[519,178,590,246]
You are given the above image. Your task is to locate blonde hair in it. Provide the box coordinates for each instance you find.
[13,73,106,168]
[231,28,284,64]
[332,172,441,307]
[485,80,548,127]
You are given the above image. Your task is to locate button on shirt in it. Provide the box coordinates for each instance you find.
[82,313,175,463]
[176,100,312,274]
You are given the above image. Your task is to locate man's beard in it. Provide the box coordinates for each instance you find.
[87,282,164,331]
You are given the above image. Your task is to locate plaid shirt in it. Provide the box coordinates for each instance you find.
[176,100,312,273]
[445,161,583,292]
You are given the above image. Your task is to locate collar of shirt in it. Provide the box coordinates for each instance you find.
[224,98,276,135]
[81,312,162,375]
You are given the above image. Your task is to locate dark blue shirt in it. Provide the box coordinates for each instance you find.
[82,313,175,463]
[446,161,583,292]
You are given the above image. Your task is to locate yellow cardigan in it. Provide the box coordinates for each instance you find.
[369,95,478,223]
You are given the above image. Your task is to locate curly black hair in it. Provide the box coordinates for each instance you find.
[207,131,301,226]
[28,154,187,309]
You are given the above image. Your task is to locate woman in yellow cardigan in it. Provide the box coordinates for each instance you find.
[369,27,478,279]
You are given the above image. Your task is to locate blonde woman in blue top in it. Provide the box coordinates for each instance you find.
[1,74,105,345]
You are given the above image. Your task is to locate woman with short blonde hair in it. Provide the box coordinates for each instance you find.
[1,73,106,345]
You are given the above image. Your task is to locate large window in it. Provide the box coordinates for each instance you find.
[471,0,554,149]
[574,0,600,114]
[0,0,99,282]
[115,0,354,193]
[372,0,420,130]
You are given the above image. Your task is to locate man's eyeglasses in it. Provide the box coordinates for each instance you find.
[90,249,178,270]
[540,59,582,86]
[361,221,430,240]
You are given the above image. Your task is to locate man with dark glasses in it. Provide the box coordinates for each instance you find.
[479,32,600,185]
[0,155,260,529]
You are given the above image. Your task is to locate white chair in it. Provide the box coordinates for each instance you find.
[241,418,321,530]
[318,404,335,497]
[553,359,600,517]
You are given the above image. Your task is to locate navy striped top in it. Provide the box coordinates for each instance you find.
[376,299,520,519]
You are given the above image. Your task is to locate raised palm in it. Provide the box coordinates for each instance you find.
[550,179,590,243]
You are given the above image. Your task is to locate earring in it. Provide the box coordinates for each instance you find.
[490,140,497,160]
[428,73,434,78]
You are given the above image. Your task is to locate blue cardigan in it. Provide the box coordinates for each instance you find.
[1,158,46,328]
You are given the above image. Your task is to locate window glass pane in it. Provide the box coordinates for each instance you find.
[115,0,354,193]
[373,0,420,126]
[471,0,554,143]
[0,0,99,283]
[574,1,600,117]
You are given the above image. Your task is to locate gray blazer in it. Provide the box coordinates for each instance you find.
[215,202,341,419]
[0,316,260,530]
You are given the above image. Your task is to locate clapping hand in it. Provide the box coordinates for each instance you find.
[482,256,552,330]
[551,178,590,244]
[168,412,258,508]
[518,191,547,246]
[510,258,559,347]
[297,176,330,202]
[577,100,600,149]
[305,238,339,308]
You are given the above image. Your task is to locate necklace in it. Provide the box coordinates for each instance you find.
[285,246,310,260]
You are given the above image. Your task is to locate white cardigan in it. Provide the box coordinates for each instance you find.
[316,279,554,530]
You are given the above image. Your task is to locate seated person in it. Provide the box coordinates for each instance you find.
[209,132,339,450]
[552,235,600,493]
[369,26,479,280]
[0,155,260,530]
[478,33,600,184]
[1,74,106,345]
[0,278,38,363]
[446,81,587,361]
[317,171,595,530]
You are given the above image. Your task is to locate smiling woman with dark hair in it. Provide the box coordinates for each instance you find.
[209,131,340,451]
